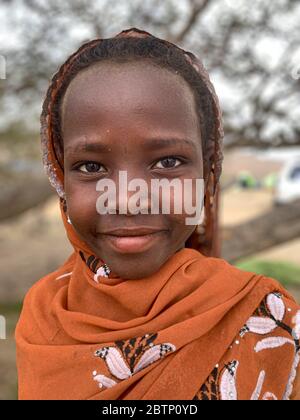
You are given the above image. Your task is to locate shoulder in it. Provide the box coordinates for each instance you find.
[195,252,276,289]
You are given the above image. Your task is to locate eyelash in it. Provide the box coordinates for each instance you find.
[74,162,106,174]
[74,156,186,174]
[151,156,185,170]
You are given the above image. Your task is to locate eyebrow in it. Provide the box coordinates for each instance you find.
[142,137,198,151]
[65,141,112,155]
[65,137,198,155]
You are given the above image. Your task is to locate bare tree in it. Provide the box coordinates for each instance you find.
[0,0,299,148]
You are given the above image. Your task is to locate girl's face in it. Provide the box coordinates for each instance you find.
[62,61,203,279]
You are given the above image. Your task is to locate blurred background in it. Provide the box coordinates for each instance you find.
[0,0,300,400]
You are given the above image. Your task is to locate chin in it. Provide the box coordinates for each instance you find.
[115,262,161,280]
[91,238,173,279]
[106,253,165,280]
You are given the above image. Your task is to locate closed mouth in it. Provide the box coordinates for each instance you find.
[98,229,168,254]
[99,227,168,237]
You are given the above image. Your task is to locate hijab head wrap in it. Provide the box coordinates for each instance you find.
[40,27,224,264]
[15,28,299,401]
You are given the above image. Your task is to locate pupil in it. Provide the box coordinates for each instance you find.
[86,163,99,172]
[163,158,176,168]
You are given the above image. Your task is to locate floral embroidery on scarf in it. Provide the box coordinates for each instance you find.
[241,292,300,350]
[193,292,300,400]
[193,366,220,400]
[92,333,176,390]
[243,292,285,336]
[219,364,279,400]
[219,361,239,400]
[193,361,239,401]
[262,392,278,400]
[242,292,300,400]
[79,250,111,280]
[193,361,279,401]
[93,264,111,282]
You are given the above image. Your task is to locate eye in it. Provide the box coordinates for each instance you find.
[153,157,183,169]
[77,162,105,173]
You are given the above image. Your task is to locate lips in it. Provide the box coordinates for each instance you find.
[98,226,168,253]
[101,227,168,237]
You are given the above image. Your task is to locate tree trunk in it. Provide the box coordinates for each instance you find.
[221,199,300,262]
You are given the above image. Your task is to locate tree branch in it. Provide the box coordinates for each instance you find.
[173,0,212,43]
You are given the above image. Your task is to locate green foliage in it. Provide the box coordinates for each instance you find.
[235,259,300,287]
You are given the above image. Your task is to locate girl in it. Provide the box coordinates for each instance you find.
[15,28,300,400]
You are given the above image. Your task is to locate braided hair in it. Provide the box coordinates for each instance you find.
[41,27,224,257]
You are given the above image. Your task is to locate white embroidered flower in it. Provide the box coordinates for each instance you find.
[262,392,278,400]
[251,370,266,400]
[93,338,176,390]
[221,365,280,400]
[133,343,176,373]
[283,351,300,400]
[94,264,110,282]
[266,293,285,322]
[245,293,286,335]
[220,361,239,400]
[246,317,277,334]
[249,370,278,400]
[95,347,132,380]
[255,337,295,353]
[93,371,117,389]
[216,293,299,400]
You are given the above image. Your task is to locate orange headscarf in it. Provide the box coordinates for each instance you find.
[15,28,300,400]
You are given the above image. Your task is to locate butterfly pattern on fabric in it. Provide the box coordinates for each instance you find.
[92,333,176,389]
[193,292,300,400]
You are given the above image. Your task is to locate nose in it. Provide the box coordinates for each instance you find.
[97,170,153,216]
[116,172,151,216]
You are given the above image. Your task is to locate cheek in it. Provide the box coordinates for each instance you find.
[166,177,203,239]
[65,181,99,233]
[167,189,199,229]
[168,211,197,246]
[167,178,204,215]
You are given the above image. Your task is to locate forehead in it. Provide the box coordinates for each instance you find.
[61,60,201,146]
